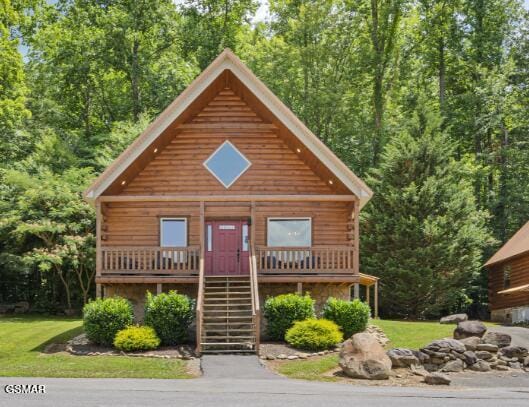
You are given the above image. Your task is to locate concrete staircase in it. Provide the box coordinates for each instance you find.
[200,275,256,353]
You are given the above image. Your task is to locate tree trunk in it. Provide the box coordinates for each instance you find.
[438,36,446,109]
[131,39,141,121]
[57,268,72,310]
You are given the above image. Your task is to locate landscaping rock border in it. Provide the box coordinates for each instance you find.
[386,320,529,386]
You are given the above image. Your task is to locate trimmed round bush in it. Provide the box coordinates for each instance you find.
[83,297,134,346]
[322,297,371,338]
[285,319,343,351]
[263,293,315,340]
[113,326,160,352]
[144,291,195,345]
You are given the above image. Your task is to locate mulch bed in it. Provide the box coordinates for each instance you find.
[65,334,197,359]
[259,342,339,360]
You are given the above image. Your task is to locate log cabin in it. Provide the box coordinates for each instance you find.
[485,221,529,324]
[84,49,378,353]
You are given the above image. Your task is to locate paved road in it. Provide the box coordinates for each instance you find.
[1,355,529,407]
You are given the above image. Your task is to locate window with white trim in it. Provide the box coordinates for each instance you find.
[203,140,251,188]
[160,218,187,247]
[267,218,312,247]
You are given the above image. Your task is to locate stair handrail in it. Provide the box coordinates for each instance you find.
[196,245,205,354]
[249,245,260,353]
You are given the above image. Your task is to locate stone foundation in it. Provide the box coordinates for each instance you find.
[491,306,529,324]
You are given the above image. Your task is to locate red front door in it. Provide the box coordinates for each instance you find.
[205,220,250,275]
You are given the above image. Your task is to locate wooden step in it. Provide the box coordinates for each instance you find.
[204,291,250,295]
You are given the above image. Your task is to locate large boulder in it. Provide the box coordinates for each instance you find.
[460,336,481,351]
[339,333,392,380]
[499,346,528,360]
[453,320,487,339]
[482,331,511,348]
[440,313,468,324]
[469,360,491,372]
[462,350,477,365]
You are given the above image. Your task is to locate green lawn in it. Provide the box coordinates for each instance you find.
[276,354,340,381]
[0,315,193,378]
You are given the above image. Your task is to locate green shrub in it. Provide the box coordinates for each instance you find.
[83,297,134,346]
[144,291,195,345]
[113,325,160,352]
[264,293,315,340]
[322,297,371,338]
[285,319,343,351]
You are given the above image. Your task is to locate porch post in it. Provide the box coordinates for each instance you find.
[353,283,360,299]
[353,199,360,276]
[95,200,102,299]
[374,280,379,319]
[366,284,370,305]
[156,283,162,294]
[297,282,303,295]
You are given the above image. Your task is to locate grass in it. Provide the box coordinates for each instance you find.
[276,354,339,381]
[0,315,192,378]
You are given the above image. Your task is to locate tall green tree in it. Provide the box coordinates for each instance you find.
[361,105,493,318]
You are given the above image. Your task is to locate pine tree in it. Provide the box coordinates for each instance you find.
[361,106,494,319]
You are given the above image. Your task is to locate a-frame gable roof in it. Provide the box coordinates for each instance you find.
[485,220,529,267]
[84,49,373,207]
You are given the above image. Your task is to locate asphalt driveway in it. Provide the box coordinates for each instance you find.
[1,355,529,407]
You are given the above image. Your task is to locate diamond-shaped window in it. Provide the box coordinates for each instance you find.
[203,141,251,188]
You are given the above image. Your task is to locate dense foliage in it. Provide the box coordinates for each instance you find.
[144,291,195,345]
[83,297,134,346]
[2,0,529,317]
[285,319,343,351]
[264,293,315,340]
[322,298,371,338]
[113,326,161,352]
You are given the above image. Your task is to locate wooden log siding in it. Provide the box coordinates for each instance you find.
[489,254,529,310]
[118,88,341,196]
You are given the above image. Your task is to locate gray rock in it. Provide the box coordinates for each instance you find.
[495,359,507,366]
[287,355,298,360]
[476,351,493,360]
[476,343,498,352]
[500,346,528,360]
[482,331,511,348]
[509,361,522,369]
[463,350,478,365]
[421,339,466,354]
[460,336,482,351]
[524,356,529,367]
[266,355,276,360]
[440,313,468,324]
[410,364,429,377]
[469,360,491,372]
[277,354,287,360]
[339,333,392,380]
[387,348,420,368]
[453,320,487,339]
[441,359,464,372]
[424,372,451,385]
[494,364,509,371]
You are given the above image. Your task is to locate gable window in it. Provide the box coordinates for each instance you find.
[203,141,251,188]
[503,265,511,289]
[267,218,311,247]
[160,218,187,247]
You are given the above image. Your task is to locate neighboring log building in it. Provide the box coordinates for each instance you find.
[84,49,378,353]
[485,221,529,323]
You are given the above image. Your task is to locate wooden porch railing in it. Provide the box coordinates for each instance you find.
[101,246,200,274]
[256,246,355,274]
[249,245,261,353]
